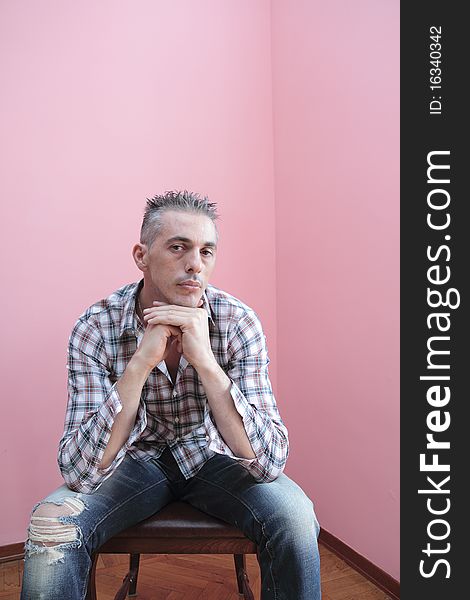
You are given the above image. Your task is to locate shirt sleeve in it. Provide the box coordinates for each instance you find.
[57,317,147,494]
[204,310,289,482]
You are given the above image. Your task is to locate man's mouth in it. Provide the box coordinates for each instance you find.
[178,280,201,290]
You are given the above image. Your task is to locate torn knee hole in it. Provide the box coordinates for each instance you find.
[29,497,85,547]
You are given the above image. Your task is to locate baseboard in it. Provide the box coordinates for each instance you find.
[0,542,24,564]
[2,535,400,599]
[319,528,400,600]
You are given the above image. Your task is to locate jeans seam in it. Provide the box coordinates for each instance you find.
[79,475,170,600]
[84,474,168,545]
[193,473,279,599]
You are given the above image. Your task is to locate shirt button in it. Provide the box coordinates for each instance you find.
[172,390,177,398]
[174,416,179,424]
[205,435,210,442]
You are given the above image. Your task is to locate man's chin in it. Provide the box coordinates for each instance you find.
[178,298,201,308]
[172,291,203,308]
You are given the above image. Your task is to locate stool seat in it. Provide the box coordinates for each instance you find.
[107,500,252,538]
[87,501,257,599]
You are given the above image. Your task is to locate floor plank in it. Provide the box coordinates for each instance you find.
[1,546,392,599]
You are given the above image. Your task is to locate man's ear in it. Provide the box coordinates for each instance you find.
[132,243,148,272]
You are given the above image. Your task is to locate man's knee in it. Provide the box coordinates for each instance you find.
[261,480,320,543]
[25,496,86,563]
[280,494,318,538]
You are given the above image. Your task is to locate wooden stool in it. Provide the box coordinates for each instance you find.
[86,501,257,600]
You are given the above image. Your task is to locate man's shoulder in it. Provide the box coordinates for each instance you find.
[74,281,139,330]
[205,285,259,323]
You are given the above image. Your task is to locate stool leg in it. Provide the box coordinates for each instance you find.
[85,555,98,600]
[128,554,140,596]
[111,554,140,600]
[233,554,254,600]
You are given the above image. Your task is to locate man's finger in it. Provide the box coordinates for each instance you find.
[145,314,191,327]
[167,325,182,337]
[144,307,200,321]
[147,304,202,314]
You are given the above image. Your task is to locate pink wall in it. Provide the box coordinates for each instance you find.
[271,0,400,580]
[0,0,399,582]
[0,0,276,545]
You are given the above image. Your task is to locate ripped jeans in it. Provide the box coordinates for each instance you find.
[21,449,321,600]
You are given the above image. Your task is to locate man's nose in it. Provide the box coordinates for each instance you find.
[185,249,202,273]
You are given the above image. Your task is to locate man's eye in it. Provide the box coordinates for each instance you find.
[201,249,213,256]
[171,245,183,251]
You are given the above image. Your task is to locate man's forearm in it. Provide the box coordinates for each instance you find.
[141,304,255,458]
[99,354,152,469]
[197,360,256,460]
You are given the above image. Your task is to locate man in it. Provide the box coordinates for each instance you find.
[21,191,321,599]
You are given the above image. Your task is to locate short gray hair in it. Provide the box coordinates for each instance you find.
[140,190,219,248]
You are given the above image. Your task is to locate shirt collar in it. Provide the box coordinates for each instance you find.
[119,280,215,337]
[201,289,216,326]
[119,280,143,337]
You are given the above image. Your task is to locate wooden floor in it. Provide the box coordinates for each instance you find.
[0,545,392,599]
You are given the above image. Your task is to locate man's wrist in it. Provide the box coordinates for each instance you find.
[196,356,230,385]
[127,351,155,381]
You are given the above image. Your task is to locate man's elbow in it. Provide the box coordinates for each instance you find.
[58,461,101,495]
[249,458,287,484]
[62,473,101,495]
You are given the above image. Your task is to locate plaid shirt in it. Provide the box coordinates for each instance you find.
[58,281,289,494]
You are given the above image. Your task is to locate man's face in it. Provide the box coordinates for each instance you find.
[140,210,217,308]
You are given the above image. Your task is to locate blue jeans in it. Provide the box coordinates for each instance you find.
[21,449,321,599]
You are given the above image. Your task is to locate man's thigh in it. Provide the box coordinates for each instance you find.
[27,454,174,554]
[180,454,319,544]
